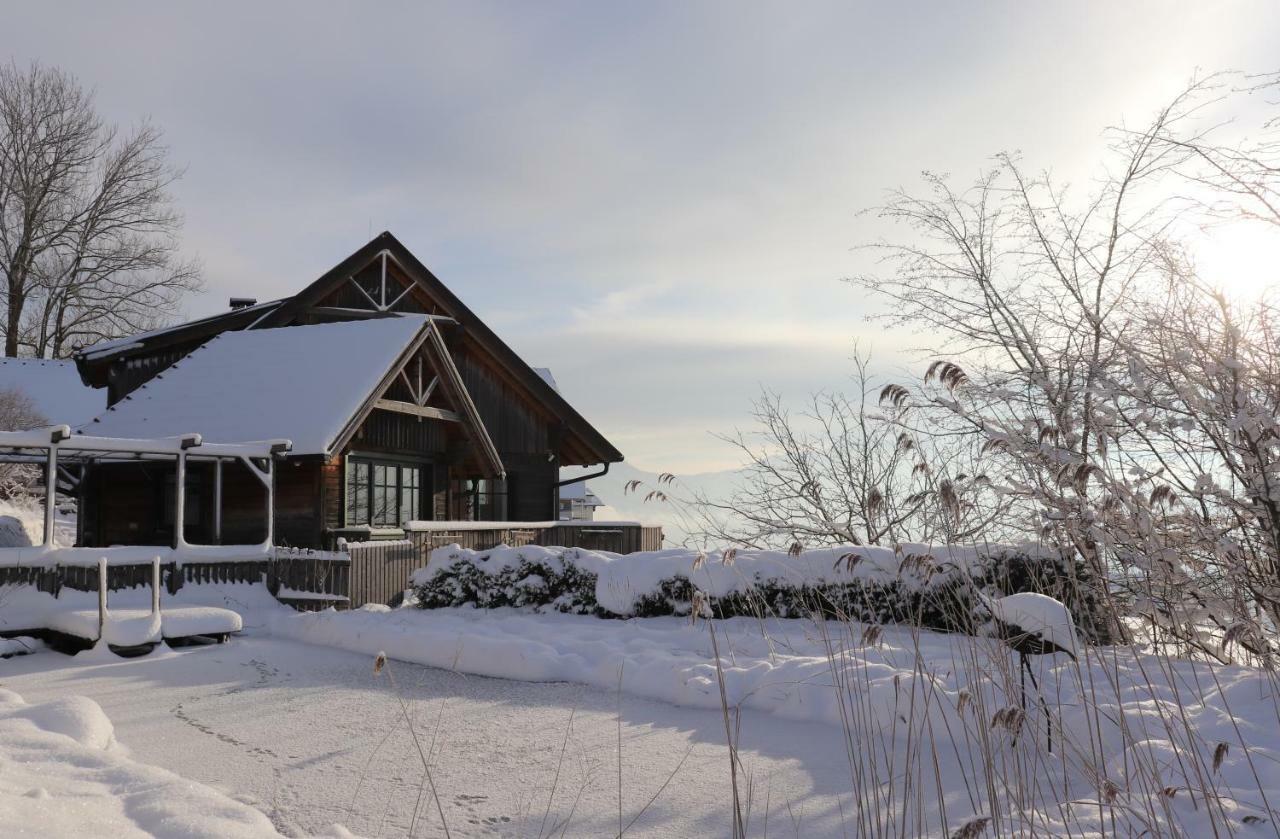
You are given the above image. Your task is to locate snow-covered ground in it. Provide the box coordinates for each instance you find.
[6,583,1280,836]
[1,629,854,837]
[0,681,354,838]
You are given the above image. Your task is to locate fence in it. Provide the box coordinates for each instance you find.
[400,522,664,555]
[344,540,417,608]
[338,522,664,608]
[0,522,664,620]
[0,549,351,617]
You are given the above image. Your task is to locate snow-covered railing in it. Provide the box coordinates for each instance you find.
[403,519,647,531]
[0,544,271,569]
[395,520,664,555]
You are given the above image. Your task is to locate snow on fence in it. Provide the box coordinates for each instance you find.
[0,546,351,614]
[0,523,665,617]
[270,546,349,611]
[400,521,664,554]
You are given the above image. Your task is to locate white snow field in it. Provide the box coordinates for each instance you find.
[1,622,857,838]
[0,684,353,838]
[5,579,1280,836]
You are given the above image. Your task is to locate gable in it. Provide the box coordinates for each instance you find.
[74,232,624,466]
[264,234,623,465]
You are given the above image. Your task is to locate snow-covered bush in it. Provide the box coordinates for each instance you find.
[413,549,599,614]
[412,543,1113,642]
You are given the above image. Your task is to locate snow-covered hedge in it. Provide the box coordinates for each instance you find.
[412,543,1114,642]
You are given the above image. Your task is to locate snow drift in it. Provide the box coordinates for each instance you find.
[0,687,352,838]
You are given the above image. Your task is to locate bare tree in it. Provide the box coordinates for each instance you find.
[684,349,1014,549]
[0,386,45,500]
[854,72,1280,656]
[0,61,199,358]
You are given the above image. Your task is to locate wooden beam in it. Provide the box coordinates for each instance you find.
[424,325,506,478]
[374,398,460,422]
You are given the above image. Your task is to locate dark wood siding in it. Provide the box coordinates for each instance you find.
[273,461,322,548]
[456,348,550,455]
[503,455,557,520]
[352,410,448,454]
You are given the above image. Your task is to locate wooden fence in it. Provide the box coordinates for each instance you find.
[339,522,664,608]
[344,540,416,608]
[0,550,350,613]
[401,523,664,555]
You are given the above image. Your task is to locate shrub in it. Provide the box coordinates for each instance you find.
[412,545,1113,643]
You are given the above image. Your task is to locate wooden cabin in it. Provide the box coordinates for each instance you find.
[71,233,624,550]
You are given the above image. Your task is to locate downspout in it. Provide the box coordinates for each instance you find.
[553,463,610,523]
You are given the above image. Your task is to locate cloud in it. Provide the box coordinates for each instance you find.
[5,2,1279,472]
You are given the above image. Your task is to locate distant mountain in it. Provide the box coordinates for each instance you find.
[559,461,743,546]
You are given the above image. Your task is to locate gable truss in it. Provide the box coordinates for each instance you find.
[361,323,505,478]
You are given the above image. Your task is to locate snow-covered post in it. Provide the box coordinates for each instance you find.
[213,459,223,544]
[43,426,68,547]
[43,443,57,546]
[97,556,108,641]
[174,451,186,549]
[151,556,161,615]
[264,457,275,548]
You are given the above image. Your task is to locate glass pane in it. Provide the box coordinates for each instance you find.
[372,484,389,526]
[401,486,418,524]
[347,461,369,525]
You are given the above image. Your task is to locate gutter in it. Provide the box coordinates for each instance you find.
[555,461,610,488]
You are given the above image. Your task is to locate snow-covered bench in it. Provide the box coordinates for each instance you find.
[42,557,243,654]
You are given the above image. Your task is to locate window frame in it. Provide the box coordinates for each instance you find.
[344,455,429,528]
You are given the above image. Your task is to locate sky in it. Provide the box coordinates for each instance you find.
[6,2,1280,473]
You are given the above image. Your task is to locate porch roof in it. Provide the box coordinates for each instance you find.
[81,316,430,456]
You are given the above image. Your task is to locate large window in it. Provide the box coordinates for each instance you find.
[346,458,425,527]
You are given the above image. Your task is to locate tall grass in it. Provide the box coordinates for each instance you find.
[698,562,1280,837]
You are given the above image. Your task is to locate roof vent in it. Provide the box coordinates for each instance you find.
[229,297,257,310]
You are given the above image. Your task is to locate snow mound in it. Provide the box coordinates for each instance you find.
[987,591,1079,656]
[2,694,115,749]
[0,688,311,837]
[0,636,39,657]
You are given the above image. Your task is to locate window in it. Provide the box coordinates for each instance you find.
[449,478,507,521]
[345,458,425,527]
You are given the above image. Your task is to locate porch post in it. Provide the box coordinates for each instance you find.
[213,459,223,544]
[174,452,186,549]
[43,444,57,547]
[265,458,275,547]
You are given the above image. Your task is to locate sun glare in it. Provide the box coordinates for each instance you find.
[1191,221,1280,299]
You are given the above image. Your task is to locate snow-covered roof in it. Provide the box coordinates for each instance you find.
[559,480,603,506]
[77,299,285,360]
[82,317,429,455]
[0,359,104,428]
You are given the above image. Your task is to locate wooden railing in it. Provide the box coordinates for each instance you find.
[0,548,352,618]
[400,522,664,554]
